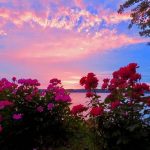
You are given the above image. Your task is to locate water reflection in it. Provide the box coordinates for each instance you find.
[70,93,109,106]
[70,93,150,106]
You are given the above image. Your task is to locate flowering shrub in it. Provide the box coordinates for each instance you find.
[0,77,73,150]
[71,104,87,116]
[0,63,150,149]
[80,72,99,90]
[90,106,103,117]
[80,63,150,150]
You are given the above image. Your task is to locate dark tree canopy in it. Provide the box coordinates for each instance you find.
[118,0,150,37]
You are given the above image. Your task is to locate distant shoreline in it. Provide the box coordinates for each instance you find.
[66,89,150,94]
[66,89,109,93]
[40,89,150,94]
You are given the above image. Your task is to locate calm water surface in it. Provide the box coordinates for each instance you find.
[70,92,150,106]
[70,93,109,106]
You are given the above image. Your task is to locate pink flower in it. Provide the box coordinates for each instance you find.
[37,106,44,112]
[80,73,98,90]
[18,79,40,86]
[86,92,94,98]
[110,100,121,110]
[40,90,46,97]
[71,104,87,115]
[0,100,13,110]
[90,106,103,117]
[13,113,23,120]
[47,103,54,110]
[80,76,86,86]
[49,78,61,85]
[55,88,66,94]
[25,95,32,101]
[147,98,150,106]
[47,84,60,92]
[0,125,3,133]
[62,95,71,102]
[130,73,141,81]
[55,94,71,102]
[12,77,16,82]
[31,88,39,96]
[0,78,17,91]
[141,83,150,91]
[55,88,71,102]
[103,78,109,83]
[102,82,108,89]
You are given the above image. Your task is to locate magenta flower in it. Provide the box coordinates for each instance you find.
[55,88,66,94]
[13,113,23,120]
[47,103,54,110]
[0,125,3,133]
[62,95,71,102]
[40,90,46,97]
[55,94,71,102]
[0,100,13,110]
[18,79,40,86]
[47,84,59,92]
[12,77,16,82]
[110,100,121,110]
[37,106,44,112]
[49,78,61,85]
[25,95,32,101]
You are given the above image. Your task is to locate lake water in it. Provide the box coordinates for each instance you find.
[70,92,109,106]
[70,92,150,106]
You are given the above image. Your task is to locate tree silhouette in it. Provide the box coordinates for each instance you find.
[118,0,150,38]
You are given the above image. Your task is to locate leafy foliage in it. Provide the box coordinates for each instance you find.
[0,78,77,150]
[80,63,150,150]
[118,0,150,38]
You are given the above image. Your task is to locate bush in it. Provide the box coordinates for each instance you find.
[1,63,150,150]
[80,63,150,150]
[0,78,75,150]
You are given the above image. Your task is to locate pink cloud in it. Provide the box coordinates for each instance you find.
[74,0,84,8]
[0,30,7,36]
[0,28,146,62]
[102,12,130,24]
[0,6,131,35]
[0,26,146,89]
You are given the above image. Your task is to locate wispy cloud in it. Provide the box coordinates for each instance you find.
[0,27,145,61]
[0,30,7,36]
[0,3,130,35]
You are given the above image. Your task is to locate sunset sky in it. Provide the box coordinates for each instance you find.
[0,0,150,88]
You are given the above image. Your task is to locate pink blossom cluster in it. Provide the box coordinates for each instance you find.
[76,63,150,118]
[0,77,71,134]
[0,100,13,110]
[55,93,71,102]
[80,72,99,90]
[55,88,71,102]
[0,78,17,92]
[90,106,104,117]
[47,103,54,110]
[12,113,23,120]
[110,100,121,110]
[49,78,61,85]
[47,78,71,103]
[71,104,87,115]
[37,106,44,112]
[36,103,54,113]
[18,79,40,86]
